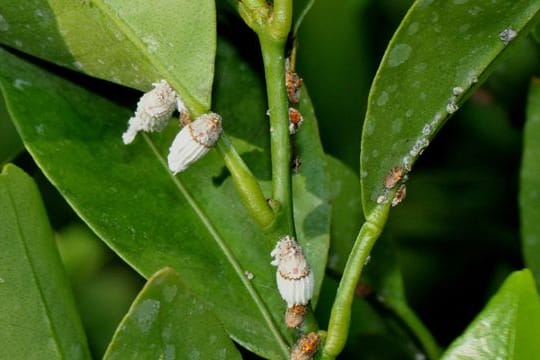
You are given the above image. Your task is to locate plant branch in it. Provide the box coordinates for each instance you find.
[228,1,295,234]
[259,36,294,233]
[229,0,271,34]
[321,204,390,359]
[216,134,275,229]
[270,0,293,40]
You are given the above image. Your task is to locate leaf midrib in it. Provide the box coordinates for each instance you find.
[90,0,207,116]
[143,135,290,358]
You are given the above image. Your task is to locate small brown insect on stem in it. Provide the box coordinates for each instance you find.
[289,108,304,134]
[285,304,307,328]
[286,70,303,104]
[291,332,321,360]
[391,184,407,207]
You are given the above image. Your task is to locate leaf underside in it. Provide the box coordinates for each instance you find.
[361,0,540,216]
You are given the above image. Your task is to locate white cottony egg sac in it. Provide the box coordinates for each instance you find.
[122,80,177,144]
[167,112,223,174]
[271,235,314,307]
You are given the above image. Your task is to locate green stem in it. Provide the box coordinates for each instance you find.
[216,133,275,229]
[321,205,390,359]
[229,0,270,34]
[270,0,293,39]
[231,0,294,233]
[241,0,267,8]
[259,36,294,233]
[392,304,441,360]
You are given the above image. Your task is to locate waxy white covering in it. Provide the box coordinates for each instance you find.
[271,235,314,307]
[122,80,177,144]
[167,112,222,174]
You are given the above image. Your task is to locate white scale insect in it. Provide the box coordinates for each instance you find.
[271,235,314,308]
[122,80,177,145]
[122,80,222,174]
[167,112,222,174]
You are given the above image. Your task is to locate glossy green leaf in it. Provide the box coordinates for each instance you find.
[292,90,331,308]
[326,155,363,274]
[0,36,329,358]
[104,267,241,359]
[441,269,540,360]
[0,96,23,164]
[0,164,90,359]
[0,0,216,113]
[521,79,540,287]
[361,0,540,215]
[296,0,371,169]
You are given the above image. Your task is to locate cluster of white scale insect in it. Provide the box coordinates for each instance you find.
[122,80,222,174]
[123,82,314,319]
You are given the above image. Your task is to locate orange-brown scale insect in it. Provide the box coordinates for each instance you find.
[286,70,303,104]
[384,165,404,189]
[289,108,304,134]
[391,184,407,207]
[291,332,320,360]
[285,304,307,328]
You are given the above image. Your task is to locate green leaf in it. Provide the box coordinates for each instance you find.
[296,0,371,168]
[361,0,540,216]
[441,269,540,360]
[0,164,90,359]
[0,96,23,164]
[521,79,540,287]
[326,155,363,274]
[104,267,241,359]
[0,0,216,113]
[0,36,329,358]
[292,89,331,307]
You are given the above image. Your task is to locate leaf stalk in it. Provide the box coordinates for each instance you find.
[321,205,390,359]
[216,134,275,229]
